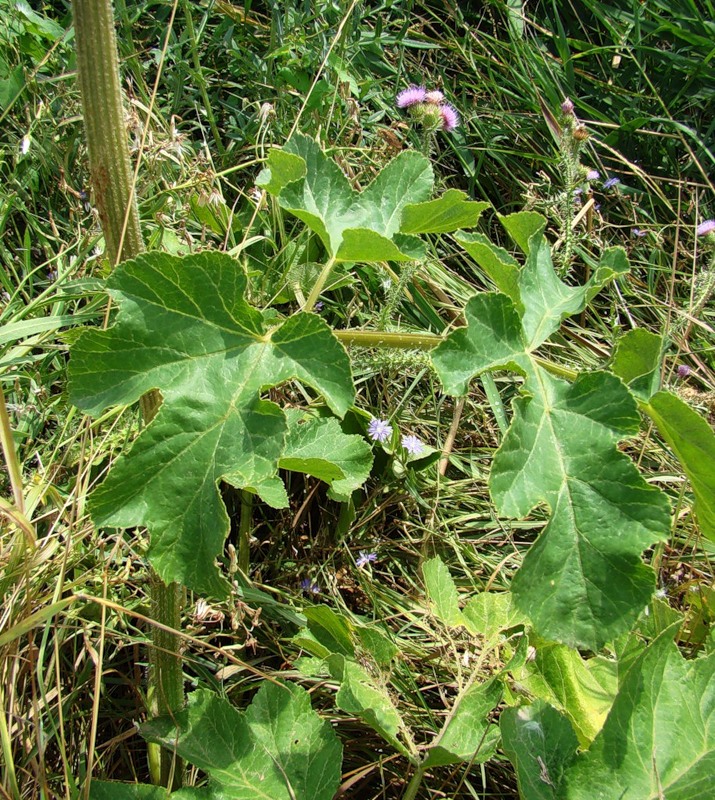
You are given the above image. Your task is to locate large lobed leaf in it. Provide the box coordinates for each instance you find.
[140,683,341,800]
[257,134,487,263]
[502,631,715,800]
[69,251,355,596]
[434,225,670,649]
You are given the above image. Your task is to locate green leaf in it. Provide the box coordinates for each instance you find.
[423,678,503,767]
[431,293,528,397]
[644,390,715,540]
[355,625,399,666]
[500,369,670,648]
[498,211,547,255]
[327,654,411,758]
[518,239,629,349]
[500,700,579,800]
[90,783,169,800]
[455,231,522,306]
[255,147,306,196]
[258,134,431,262]
[303,606,355,657]
[513,641,617,747]
[68,251,354,597]
[401,191,490,234]
[423,557,465,627]
[611,328,663,400]
[280,411,373,501]
[563,631,715,800]
[462,591,527,641]
[433,285,671,649]
[141,684,342,800]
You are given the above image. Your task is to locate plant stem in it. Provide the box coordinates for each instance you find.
[0,387,25,515]
[238,490,253,574]
[72,0,183,787]
[304,255,337,310]
[73,0,143,265]
[402,764,426,800]
[148,576,184,789]
[181,0,225,158]
[334,329,443,350]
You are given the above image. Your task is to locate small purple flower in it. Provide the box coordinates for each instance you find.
[677,364,691,379]
[631,228,647,238]
[603,177,620,190]
[396,85,427,109]
[439,103,459,132]
[401,434,424,455]
[696,219,715,237]
[424,90,444,104]
[313,301,324,312]
[300,578,320,594]
[356,551,377,568]
[368,418,392,443]
[586,169,600,181]
[561,97,575,115]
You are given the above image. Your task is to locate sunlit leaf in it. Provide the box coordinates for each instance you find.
[140,684,342,800]
[69,251,355,596]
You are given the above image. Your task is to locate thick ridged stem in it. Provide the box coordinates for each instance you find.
[147,575,184,789]
[73,0,143,265]
[72,0,182,788]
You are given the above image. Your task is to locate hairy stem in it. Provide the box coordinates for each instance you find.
[73,0,143,265]
[72,0,183,787]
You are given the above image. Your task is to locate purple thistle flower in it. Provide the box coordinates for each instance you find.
[439,103,459,132]
[401,434,424,455]
[356,551,378,568]
[561,97,575,115]
[631,228,647,238]
[603,177,620,190]
[696,219,715,237]
[424,90,444,104]
[368,418,392,443]
[300,578,320,594]
[586,169,600,181]
[396,85,427,109]
[676,364,691,379]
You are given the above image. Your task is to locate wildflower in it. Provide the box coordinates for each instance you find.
[356,551,377,568]
[424,90,444,104]
[438,103,459,132]
[300,578,320,594]
[313,301,324,312]
[603,177,620,189]
[586,169,600,181]
[631,228,647,238]
[677,364,691,379]
[696,219,715,237]
[401,433,424,455]
[561,97,575,115]
[396,85,427,109]
[20,135,30,155]
[368,418,392,443]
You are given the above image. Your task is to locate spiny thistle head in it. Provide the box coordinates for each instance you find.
[561,97,575,116]
[396,85,427,108]
[396,84,459,134]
